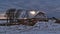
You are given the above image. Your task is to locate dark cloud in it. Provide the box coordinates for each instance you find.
[0,0,60,18]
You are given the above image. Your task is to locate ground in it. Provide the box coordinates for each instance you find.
[0,20,60,34]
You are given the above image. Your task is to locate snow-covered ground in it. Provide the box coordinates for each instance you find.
[0,20,60,34]
[0,20,7,24]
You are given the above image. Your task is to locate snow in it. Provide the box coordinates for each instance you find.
[0,20,7,23]
[0,20,60,34]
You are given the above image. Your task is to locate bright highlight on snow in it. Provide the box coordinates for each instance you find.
[24,18,27,19]
[30,11,36,15]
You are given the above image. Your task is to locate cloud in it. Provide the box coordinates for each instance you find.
[0,0,60,18]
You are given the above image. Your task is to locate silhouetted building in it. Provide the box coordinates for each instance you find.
[34,12,47,18]
[5,8,16,23]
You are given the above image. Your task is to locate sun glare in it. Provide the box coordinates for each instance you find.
[30,11,36,15]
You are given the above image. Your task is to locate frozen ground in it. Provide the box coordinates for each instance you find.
[0,20,60,34]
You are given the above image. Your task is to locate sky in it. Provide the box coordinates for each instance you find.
[0,0,60,18]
